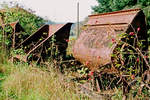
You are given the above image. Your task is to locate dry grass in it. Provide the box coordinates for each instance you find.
[0,63,89,100]
[67,36,76,55]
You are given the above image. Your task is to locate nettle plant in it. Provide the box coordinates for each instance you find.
[46,35,60,60]
[111,27,149,78]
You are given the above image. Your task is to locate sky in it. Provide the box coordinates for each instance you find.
[0,0,98,23]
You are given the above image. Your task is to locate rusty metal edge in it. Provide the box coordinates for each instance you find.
[26,23,73,56]
[15,24,49,49]
[88,8,141,17]
[85,23,129,26]
[0,20,19,27]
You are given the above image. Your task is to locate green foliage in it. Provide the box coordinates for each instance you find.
[112,78,150,100]
[0,2,55,56]
[0,7,45,35]
[12,49,25,55]
[92,0,112,14]
[0,3,47,54]
[92,0,138,13]
[0,62,90,100]
[108,27,150,99]
[92,0,150,13]
[77,67,89,77]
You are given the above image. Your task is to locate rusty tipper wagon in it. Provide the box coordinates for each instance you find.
[15,23,73,63]
[73,8,148,71]
[73,9,149,92]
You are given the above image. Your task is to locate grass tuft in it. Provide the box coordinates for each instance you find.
[0,63,89,100]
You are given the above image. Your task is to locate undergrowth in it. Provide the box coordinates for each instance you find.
[0,53,90,100]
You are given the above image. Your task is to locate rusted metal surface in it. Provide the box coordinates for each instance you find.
[73,9,148,70]
[16,24,49,51]
[15,23,73,62]
[87,9,140,26]
[10,21,26,48]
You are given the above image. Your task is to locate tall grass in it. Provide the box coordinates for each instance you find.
[0,62,89,100]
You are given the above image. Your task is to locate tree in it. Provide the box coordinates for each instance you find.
[92,0,112,13]
[0,7,45,35]
[0,2,54,35]
[0,2,54,53]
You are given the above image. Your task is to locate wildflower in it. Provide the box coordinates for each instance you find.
[65,39,69,42]
[88,77,92,81]
[85,61,89,65]
[144,56,148,59]
[98,74,101,77]
[131,75,135,80]
[137,58,139,62]
[90,71,94,76]
[88,71,94,76]
[97,87,100,92]
[112,38,116,43]
[137,27,140,32]
[129,32,134,35]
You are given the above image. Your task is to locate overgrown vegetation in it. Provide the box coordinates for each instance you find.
[0,1,149,100]
[91,1,150,99]
[111,29,150,100]
[0,54,90,100]
[0,2,54,35]
[0,2,89,100]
